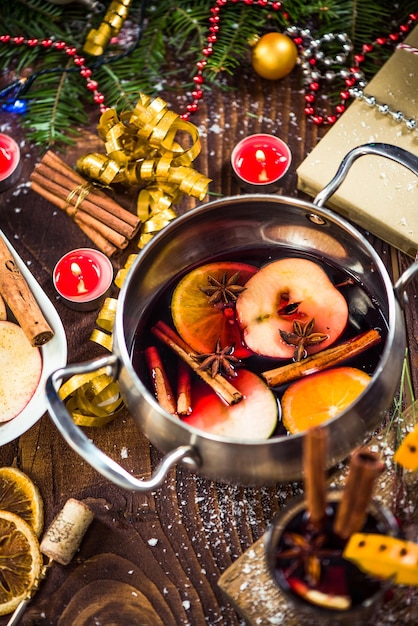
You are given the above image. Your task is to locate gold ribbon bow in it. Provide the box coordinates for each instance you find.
[76,93,211,248]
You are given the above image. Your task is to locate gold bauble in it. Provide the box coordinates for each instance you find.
[251,32,298,80]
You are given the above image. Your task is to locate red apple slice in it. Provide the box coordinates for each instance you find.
[184,369,278,440]
[0,321,42,423]
[236,258,348,359]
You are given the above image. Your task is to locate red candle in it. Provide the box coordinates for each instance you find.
[231,134,291,190]
[0,133,21,191]
[53,248,113,311]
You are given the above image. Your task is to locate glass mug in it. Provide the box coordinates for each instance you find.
[265,489,399,625]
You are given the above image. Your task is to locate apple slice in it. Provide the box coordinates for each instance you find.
[236,258,348,359]
[184,369,278,440]
[0,321,42,423]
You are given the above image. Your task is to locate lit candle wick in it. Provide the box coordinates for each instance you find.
[70,262,88,294]
[0,147,11,162]
[255,149,269,182]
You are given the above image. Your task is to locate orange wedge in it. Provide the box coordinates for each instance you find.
[281,366,371,434]
[171,262,257,358]
[0,510,43,616]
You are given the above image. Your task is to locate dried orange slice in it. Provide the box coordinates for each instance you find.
[0,467,44,537]
[0,510,42,616]
[281,366,371,434]
[171,262,257,358]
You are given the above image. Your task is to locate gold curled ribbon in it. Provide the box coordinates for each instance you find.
[115,254,137,288]
[76,93,211,248]
[59,368,123,427]
[89,296,118,351]
[61,298,123,427]
[83,0,133,57]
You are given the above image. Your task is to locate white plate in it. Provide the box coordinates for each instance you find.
[0,231,67,445]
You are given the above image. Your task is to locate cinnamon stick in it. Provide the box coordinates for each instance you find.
[144,346,177,415]
[303,426,328,530]
[0,237,54,346]
[30,181,117,257]
[333,447,385,539]
[177,361,192,416]
[31,180,127,249]
[262,329,381,387]
[151,320,243,406]
[30,168,137,240]
[43,151,139,228]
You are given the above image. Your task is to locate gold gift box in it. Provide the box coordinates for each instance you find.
[297,25,418,258]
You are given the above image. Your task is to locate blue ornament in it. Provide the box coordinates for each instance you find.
[1,99,28,114]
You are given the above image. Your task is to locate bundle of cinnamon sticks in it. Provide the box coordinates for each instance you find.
[30,152,141,257]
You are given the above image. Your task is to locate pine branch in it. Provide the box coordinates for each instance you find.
[0,0,414,149]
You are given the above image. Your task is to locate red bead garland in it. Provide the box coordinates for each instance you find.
[181,2,418,127]
[1,7,417,127]
[0,35,108,114]
[181,0,289,120]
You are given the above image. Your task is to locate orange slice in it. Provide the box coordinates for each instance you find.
[0,467,44,537]
[281,366,371,434]
[171,262,257,358]
[0,510,43,616]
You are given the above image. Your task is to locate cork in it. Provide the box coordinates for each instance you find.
[40,498,94,565]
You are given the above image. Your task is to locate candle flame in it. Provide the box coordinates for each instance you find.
[255,149,269,182]
[0,147,12,162]
[70,262,88,294]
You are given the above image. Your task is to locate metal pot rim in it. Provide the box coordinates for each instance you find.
[114,193,401,446]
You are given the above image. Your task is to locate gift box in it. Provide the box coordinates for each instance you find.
[296,25,418,258]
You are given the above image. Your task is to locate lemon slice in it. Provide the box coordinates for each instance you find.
[0,467,44,537]
[0,510,43,616]
[343,533,418,586]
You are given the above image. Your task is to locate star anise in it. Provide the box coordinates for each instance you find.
[200,272,246,305]
[194,338,241,377]
[280,318,328,361]
[275,530,340,587]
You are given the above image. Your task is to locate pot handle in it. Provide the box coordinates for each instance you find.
[394,261,418,308]
[46,355,200,492]
[313,143,418,207]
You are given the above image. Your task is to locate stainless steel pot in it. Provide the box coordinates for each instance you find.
[46,143,418,489]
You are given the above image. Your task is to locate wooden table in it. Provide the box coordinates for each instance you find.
[0,67,417,625]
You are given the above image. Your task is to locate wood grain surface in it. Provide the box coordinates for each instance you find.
[0,66,417,625]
